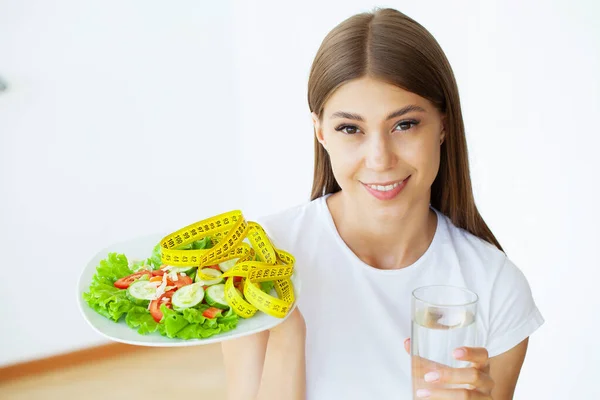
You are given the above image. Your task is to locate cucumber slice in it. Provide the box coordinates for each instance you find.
[198,268,224,286]
[171,283,205,312]
[218,258,238,273]
[126,281,158,306]
[205,284,229,310]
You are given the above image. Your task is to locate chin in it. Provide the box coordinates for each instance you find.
[361,184,430,220]
[374,199,413,219]
[359,188,410,216]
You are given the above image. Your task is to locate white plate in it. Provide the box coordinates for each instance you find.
[77,232,301,347]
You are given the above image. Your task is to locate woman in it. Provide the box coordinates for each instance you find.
[222,7,544,400]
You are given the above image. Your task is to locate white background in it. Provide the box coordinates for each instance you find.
[1,1,598,398]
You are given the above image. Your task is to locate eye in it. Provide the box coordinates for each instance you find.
[394,120,420,132]
[334,124,361,135]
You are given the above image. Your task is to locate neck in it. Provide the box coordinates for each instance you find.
[327,191,437,270]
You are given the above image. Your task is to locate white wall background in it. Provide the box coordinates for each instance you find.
[1,0,598,398]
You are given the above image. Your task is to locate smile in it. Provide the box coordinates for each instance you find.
[366,181,402,192]
[361,177,410,200]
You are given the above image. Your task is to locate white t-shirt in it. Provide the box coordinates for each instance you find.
[256,194,545,400]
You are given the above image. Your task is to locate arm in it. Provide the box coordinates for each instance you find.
[489,338,529,400]
[221,308,307,400]
[221,331,270,400]
[256,308,307,400]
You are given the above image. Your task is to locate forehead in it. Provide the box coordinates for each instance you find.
[323,76,434,119]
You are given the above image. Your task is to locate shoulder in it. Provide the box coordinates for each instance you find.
[435,209,507,273]
[251,195,327,250]
[254,196,322,231]
[435,209,532,294]
[434,210,544,356]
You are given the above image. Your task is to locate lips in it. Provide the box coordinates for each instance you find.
[365,181,403,192]
[362,178,408,191]
[361,176,410,200]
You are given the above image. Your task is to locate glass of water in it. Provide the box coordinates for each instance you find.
[410,285,478,396]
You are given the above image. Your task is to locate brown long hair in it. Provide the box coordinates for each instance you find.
[307,7,503,252]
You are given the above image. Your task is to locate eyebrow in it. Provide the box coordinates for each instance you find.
[330,104,427,121]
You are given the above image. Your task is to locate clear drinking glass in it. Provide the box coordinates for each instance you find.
[410,285,478,396]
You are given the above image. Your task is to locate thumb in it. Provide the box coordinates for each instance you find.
[404,338,411,354]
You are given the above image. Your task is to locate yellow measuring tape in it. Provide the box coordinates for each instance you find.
[158,210,295,319]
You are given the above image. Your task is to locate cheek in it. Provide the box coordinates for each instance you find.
[398,136,441,179]
[326,141,361,183]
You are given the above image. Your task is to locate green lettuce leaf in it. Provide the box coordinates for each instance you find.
[176,324,222,339]
[83,248,239,341]
[83,281,133,322]
[192,237,212,250]
[161,304,190,337]
[182,305,211,324]
[217,307,237,324]
[126,306,159,335]
[260,281,275,294]
[159,304,238,339]
[148,243,163,269]
[93,253,132,284]
[130,259,151,272]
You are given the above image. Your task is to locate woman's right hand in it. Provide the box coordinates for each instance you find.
[221,307,306,400]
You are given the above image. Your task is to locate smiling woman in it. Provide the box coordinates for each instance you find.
[221,7,544,400]
[312,77,447,219]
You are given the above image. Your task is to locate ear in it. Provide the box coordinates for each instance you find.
[439,114,447,145]
[312,112,327,148]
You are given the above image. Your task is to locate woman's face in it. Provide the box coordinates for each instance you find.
[313,76,446,218]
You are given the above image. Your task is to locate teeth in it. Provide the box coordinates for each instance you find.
[368,181,401,192]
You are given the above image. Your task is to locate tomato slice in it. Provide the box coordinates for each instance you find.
[113,268,169,289]
[205,265,221,271]
[114,271,151,289]
[149,290,175,323]
[151,271,193,289]
[170,274,193,289]
[233,276,244,291]
[202,307,222,319]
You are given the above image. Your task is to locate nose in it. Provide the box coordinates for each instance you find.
[364,133,397,171]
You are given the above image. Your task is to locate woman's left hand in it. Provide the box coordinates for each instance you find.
[404,338,495,399]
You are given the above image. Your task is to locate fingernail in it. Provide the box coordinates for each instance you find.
[453,348,466,358]
[424,371,440,382]
[416,389,431,398]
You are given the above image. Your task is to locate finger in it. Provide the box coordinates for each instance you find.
[423,367,494,394]
[404,338,410,354]
[412,354,449,373]
[453,347,489,369]
[415,387,491,399]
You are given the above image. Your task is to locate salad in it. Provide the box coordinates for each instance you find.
[82,237,275,340]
